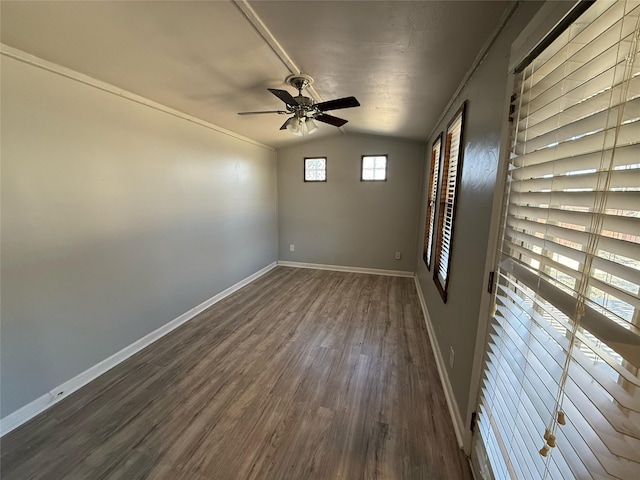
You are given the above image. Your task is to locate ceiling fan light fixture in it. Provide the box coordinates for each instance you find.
[298,118,309,136]
[238,74,359,135]
[285,116,304,136]
[287,117,319,137]
[306,118,319,135]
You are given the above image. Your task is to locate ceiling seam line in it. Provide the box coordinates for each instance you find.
[232,0,299,73]
[231,0,325,98]
[232,0,351,135]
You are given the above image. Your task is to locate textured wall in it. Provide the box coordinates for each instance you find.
[415,1,544,434]
[277,134,424,272]
[1,55,277,417]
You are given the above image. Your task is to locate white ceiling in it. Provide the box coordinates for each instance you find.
[1,0,513,148]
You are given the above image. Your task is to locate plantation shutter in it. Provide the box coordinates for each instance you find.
[435,106,465,298]
[424,136,442,270]
[475,1,640,479]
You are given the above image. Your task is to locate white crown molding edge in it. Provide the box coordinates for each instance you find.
[277,260,414,278]
[0,44,274,151]
[0,261,278,436]
[413,276,466,450]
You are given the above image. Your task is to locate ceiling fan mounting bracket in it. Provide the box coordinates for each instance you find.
[286,74,314,93]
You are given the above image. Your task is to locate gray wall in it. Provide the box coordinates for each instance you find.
[278,134,424,272]
[1,55,278,417]
[415,2,543,427]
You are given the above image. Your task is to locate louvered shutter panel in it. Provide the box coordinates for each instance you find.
[424,136,442,269]
[435,106,465,298]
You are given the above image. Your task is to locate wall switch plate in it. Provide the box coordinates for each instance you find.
[395,251,401,260]
[289,244,295,252]
[449,347,455,368]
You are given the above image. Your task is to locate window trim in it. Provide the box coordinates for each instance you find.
[433,102,466,302]
[423,133,443,270]
[303,156,327,182]
[360,154,388,182]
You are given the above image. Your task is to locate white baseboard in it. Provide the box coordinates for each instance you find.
[0,261,277,436]
[413,276,466,449]
[278,260,414,278]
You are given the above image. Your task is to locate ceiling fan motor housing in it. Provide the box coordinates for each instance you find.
[286,75,316,117]
[290,96,317,119]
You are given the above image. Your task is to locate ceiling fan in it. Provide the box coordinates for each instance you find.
[238,74,360,136]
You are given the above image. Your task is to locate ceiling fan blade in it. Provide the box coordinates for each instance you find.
[237,110,287,115]
[268,88,299,107]
[315,113,348,127]
[315,96,360,112]
[279,118,292,130]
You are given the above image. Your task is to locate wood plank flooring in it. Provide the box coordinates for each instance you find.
[1,267,472,480]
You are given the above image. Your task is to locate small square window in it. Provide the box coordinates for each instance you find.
[304,157,327,182]
[361,155,387,181]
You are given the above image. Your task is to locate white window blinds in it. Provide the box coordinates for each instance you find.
[424,136,442,270]
[435,106,465,299]
[476,1,640,479]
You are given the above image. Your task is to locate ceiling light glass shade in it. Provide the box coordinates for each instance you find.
[299,118,309,136]
[306,118,319,135]
[285,116,319,137]
[285,117,303,136]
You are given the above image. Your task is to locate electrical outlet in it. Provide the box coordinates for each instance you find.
[48,390,64,403]
[449,346,455,368]
[395,251,401,260]
[290,244,295,252]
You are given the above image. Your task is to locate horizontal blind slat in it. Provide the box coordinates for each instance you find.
[510,143,640,180]
[504,224,640,270]
[516,96,640,154]
[502,238,640,312]
[519,55,640,133]
[518,73,640,138]
[510,166,640,193]
[506,216,640,265]
[509,189,640,211]
[508,204,640,239]
[499,257,640,366]
[491,295,640,468]
[512,121,640,168]
[521,5,640,103]
[498,283,640,412]
[522,1,630,84]
[521,37,640,118]
[497,279,640,387]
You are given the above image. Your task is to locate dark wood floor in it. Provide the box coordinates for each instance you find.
[1,267,472,480]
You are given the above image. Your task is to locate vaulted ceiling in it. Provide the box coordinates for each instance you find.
[1,1,513,148]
